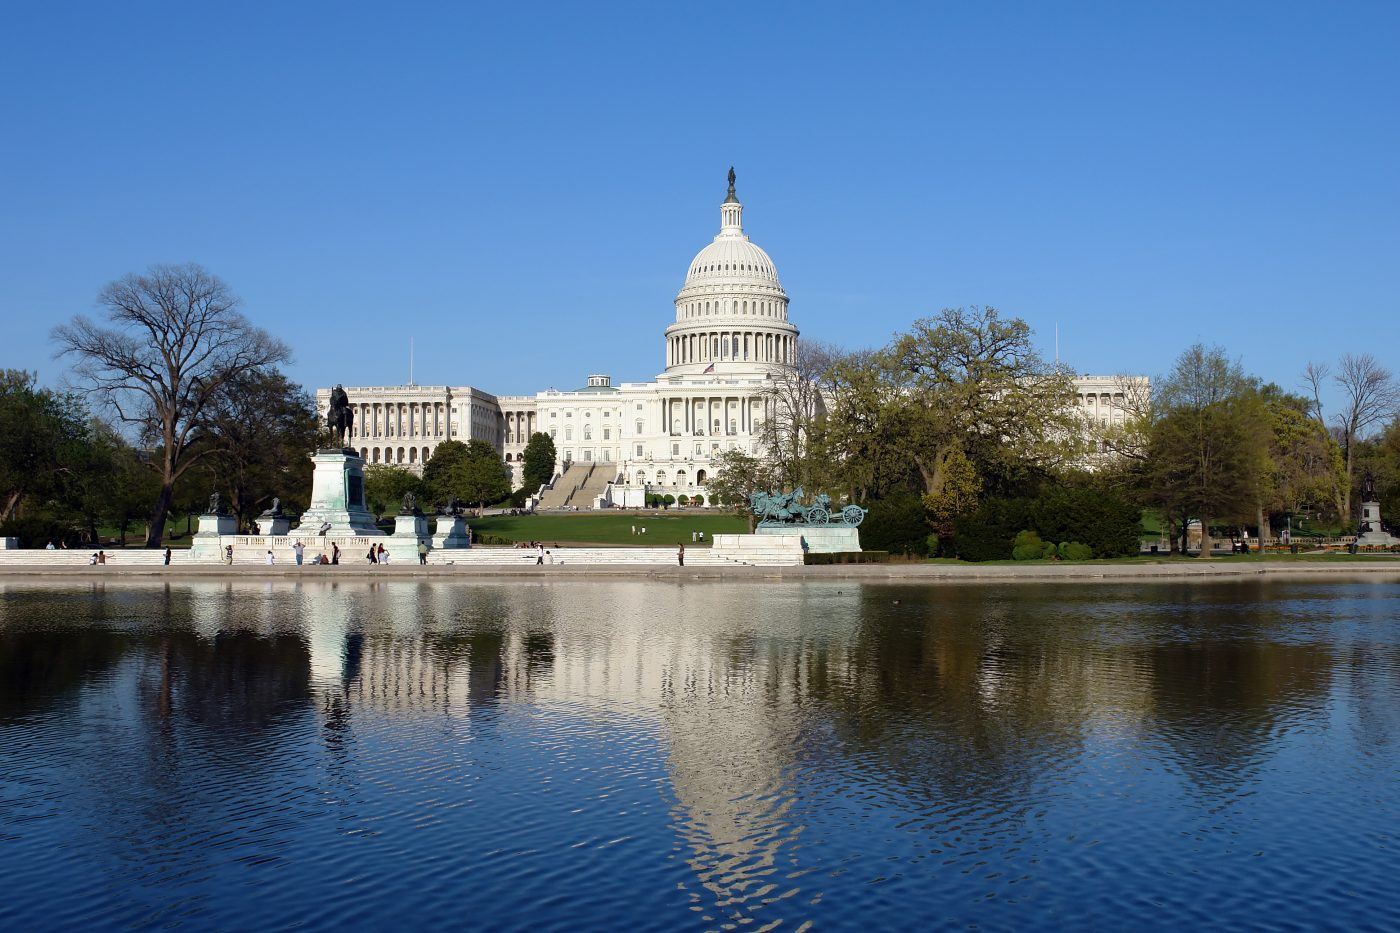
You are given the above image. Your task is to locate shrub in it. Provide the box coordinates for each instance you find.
[1029,486,1141,558]
[861,495,930,556]
[677,494,689,506]
[926,533,940,557]
[692,494,704,506]
[1057,541,1093,561]
[0,516,78,548]
[1012,530,1055,560]
[952,497,1031,561]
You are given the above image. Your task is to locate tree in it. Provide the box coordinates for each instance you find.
[755,339,839,489]
[52,263,291,546]
[363,465,429,519]
[885,307,1077,532]
[424,440,510,514]
[203,369,318,528]
[0,370,93,522]
[1145,344,1262,555]
[1304,355,1399,519]
[705,448,775,531]
[520,432,557,492]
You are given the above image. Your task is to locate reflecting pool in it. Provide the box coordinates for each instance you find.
[0,579,1396,930]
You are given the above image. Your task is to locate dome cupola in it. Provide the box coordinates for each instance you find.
[663,169,799,375]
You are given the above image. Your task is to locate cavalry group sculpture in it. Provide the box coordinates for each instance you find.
[749,487,866,527]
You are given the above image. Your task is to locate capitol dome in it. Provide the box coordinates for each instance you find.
[663,169,799,376]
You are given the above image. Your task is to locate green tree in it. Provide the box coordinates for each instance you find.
[520,432,557,492]
[706,449,775,530]
[1144,344,1263,555]
[363,465,429,519]
[0,370,93,522]
[204,369,318,527]
[424,440,510,514]
[52,263,291,546]
[887,308,1077,528]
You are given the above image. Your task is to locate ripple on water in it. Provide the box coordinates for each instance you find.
[0,578,1396,930]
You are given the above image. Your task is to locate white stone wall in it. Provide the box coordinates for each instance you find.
[316,384,504,475]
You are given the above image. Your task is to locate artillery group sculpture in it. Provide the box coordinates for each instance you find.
[748,487,866,527]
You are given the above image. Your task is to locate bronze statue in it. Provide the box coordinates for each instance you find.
[727,166,736,193]
[1361,471,1377,502]
[327,385,354,448]
[401,491,418,515]
[208,491,222,515]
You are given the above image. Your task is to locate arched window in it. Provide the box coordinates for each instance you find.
[676,470,687,487]
[696,469,707,484]
[360,448,368,459]
[656,470,667,485]
[584,426,592,440]
[409,448,417,463]
[372,448,381,463]
[504,453,512,462]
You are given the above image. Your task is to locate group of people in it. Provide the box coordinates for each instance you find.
[223,542,344,566]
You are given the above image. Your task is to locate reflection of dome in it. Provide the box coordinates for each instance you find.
[664,169,799,375]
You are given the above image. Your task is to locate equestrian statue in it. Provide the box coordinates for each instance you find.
[326,384,355,448]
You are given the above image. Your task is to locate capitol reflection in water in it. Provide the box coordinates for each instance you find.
[0,579,1396,930]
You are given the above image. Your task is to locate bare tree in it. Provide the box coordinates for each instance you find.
[53,263,291,547]
[1304,354,1398,518]
[755,339,841,488]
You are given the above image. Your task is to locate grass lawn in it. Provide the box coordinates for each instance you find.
[468,511,748,546]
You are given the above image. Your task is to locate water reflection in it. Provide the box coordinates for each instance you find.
[0,579,1395,930]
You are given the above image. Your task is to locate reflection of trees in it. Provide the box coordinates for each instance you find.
[148,631,310,729]
[1143,585,1333,788]
[0,585,130,717]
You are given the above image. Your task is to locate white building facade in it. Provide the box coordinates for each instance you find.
[321,173,1141,504]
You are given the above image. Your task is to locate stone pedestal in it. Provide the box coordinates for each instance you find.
[432,514,472,549]
[756,524,862,553]
[190,513,237,561]
[256,514,291,536]
[385,512,432,562]
[292,449,383,537]
[1356,500,1399,546]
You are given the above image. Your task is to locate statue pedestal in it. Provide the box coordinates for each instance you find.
[756,524,861,553]
[433,514,472,549]
[291,449,383,537]
[191,513,237,560]
[385,513,432,562]
[1356,500,1399,546]
[256,514,291,536]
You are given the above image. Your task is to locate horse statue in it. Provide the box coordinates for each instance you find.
[326,384,354,448]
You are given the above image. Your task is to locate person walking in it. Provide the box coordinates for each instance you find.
[265,549,275,565]
[225,545,234,565]
[377,543,389,564]
[366,545,378,564]
[677,543,685,566]
[331,542,340,565]
[163,548,172,566]
[418,541,429,565]
[293,540,305,566]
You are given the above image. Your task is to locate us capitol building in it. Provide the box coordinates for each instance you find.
[318,171,1139,507]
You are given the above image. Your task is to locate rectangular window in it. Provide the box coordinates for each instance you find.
[672,443,679,456]
[635,444,643,457]
[603,429,611,440]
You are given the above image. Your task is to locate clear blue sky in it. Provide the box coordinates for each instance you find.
[3,1,1396,408]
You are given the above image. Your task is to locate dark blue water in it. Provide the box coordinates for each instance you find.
[0,579,1396,930]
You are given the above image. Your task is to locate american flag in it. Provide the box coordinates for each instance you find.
[702,362,715,374]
